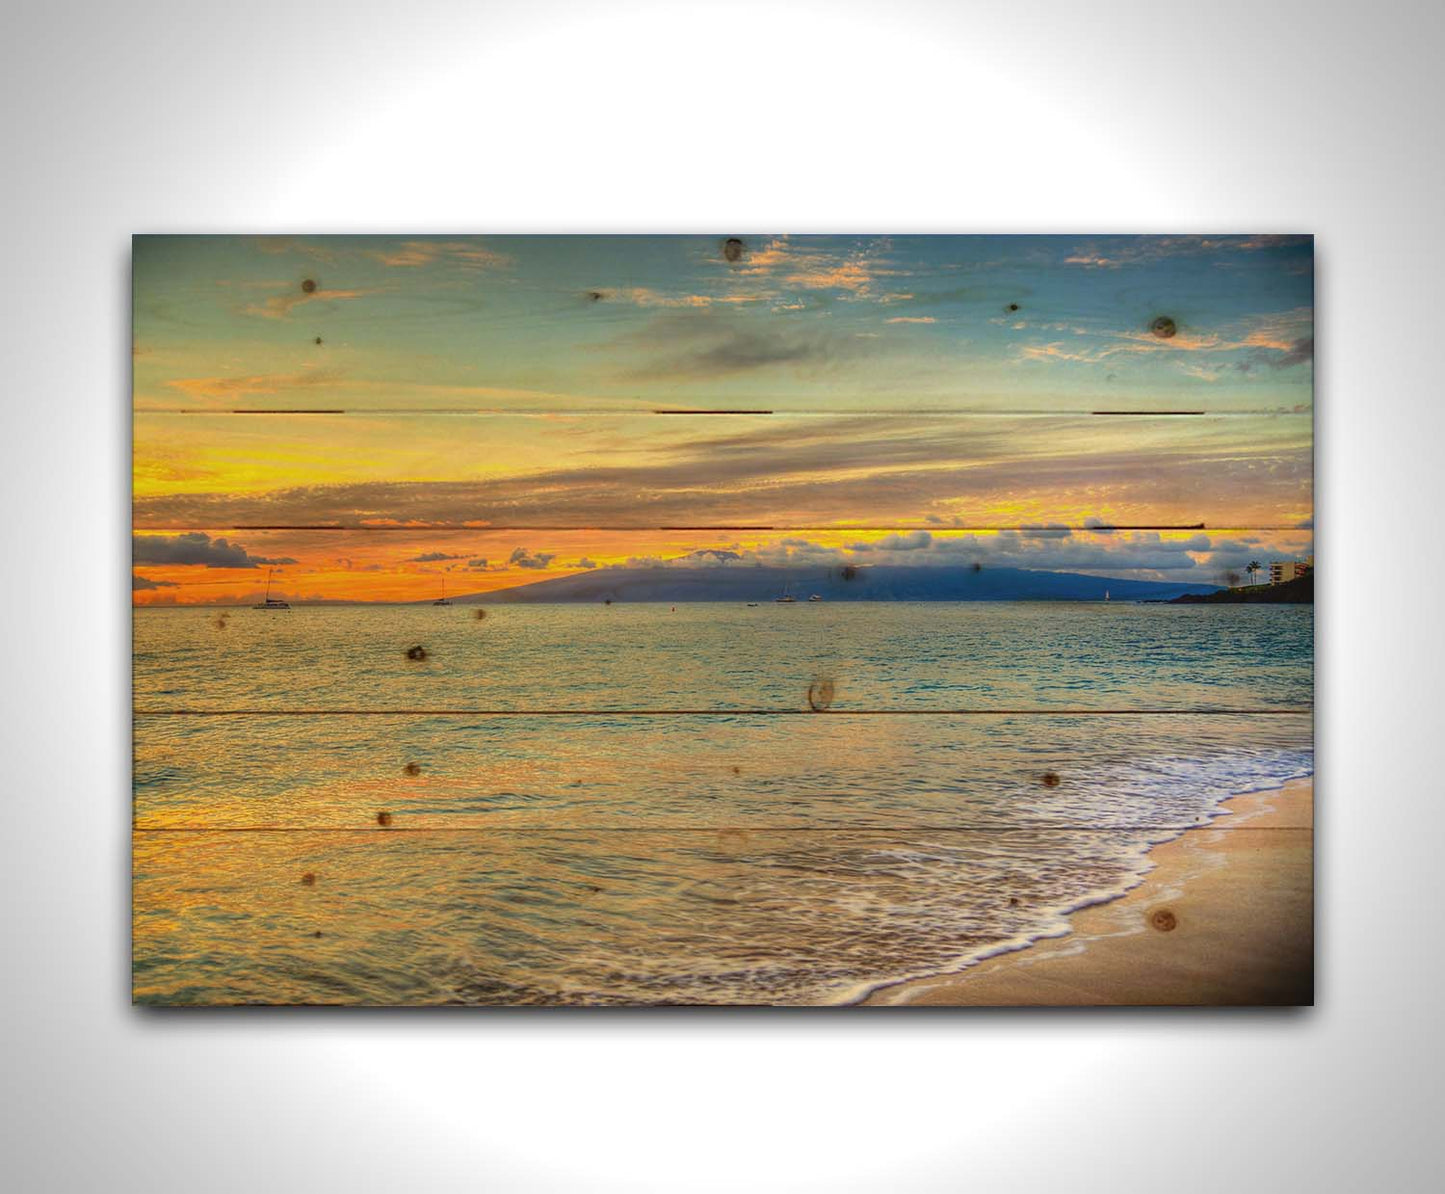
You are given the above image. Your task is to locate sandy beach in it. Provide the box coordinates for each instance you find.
[864,776,1314,1006]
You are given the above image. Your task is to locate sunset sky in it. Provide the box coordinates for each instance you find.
[133,235,1313,603]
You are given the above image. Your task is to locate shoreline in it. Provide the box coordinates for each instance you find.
[862,775,1314,1006]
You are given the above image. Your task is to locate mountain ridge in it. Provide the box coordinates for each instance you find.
[434,564,1221,604]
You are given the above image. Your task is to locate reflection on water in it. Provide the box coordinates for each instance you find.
[133,603,1313,1005]
[135,601,1313,711]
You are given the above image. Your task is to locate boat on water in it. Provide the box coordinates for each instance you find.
[774,584,797,604]
[433,578,452,606]
[808,594,822,602]
[252,568,290,610]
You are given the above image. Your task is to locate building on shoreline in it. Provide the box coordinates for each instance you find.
[1270,555,1315,585]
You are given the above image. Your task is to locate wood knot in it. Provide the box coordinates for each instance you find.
[376,811,393,827]
[301,278,317,294]
[1149,908,1178,932]
[1041,771,1061,788]
[299,872,316,886]
[405,645,428,660]
[722,237,746,263]
[807,677,836,711]
[402,762,421,777]
[1150,315,1177,339]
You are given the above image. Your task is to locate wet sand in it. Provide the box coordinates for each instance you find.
[864,777,1314,1006]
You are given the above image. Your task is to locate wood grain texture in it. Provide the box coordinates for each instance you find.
[133,412,1311,531]
[133,602,1314,713]
[866,780,1315,1006]
[133,233,1311,417]
[132,821,1307,1006]
[134,711,1313,831]
[132,234,1314,1005]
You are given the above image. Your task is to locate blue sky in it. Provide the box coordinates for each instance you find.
[134,234,1313,412]
[132,235,1313,602]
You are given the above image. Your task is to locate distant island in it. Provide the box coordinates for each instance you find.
[432,564,1223,605]
[1170,572,1313,604]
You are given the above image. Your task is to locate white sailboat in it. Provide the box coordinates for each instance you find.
[252,568,290,610]
[774,581,797,603]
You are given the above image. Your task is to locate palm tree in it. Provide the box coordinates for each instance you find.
[1246,560,1262,586]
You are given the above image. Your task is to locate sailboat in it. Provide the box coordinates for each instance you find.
[252,568,290,610]
[433,578,452,606]
[774,580,796,604]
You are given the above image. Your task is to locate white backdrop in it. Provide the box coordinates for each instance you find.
[2,1,1440,1190]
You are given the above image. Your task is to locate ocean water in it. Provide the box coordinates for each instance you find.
[133,602,1313,1005]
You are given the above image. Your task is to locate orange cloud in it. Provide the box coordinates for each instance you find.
[371,241,513,269]
[1015,308,1312,366]
[1239,307,1313,352]
[1062,236,1308,268]
[732,236,904,299]
[242,287,377,320]
[166,370,340,401]
[610,288,762,308]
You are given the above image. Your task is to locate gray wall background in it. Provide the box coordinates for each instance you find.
[2,1,1438,1189]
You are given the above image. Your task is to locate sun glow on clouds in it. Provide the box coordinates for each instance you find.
[132,235,1313,604]
[129,525,1316,606]
[242,286,378,320]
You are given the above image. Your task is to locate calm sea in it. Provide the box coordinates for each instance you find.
[133,602,1313,1005]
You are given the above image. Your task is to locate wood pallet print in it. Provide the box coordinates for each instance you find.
[132,235,1314,1006]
